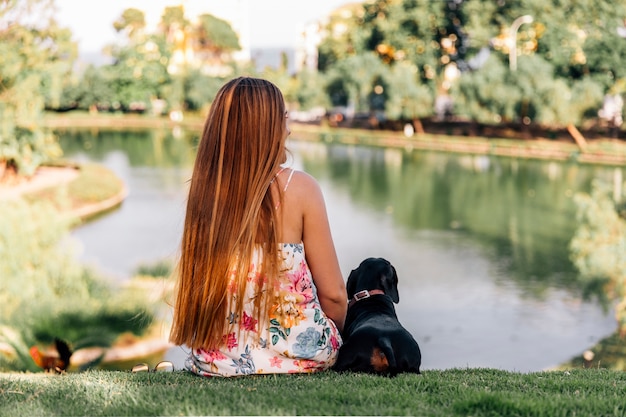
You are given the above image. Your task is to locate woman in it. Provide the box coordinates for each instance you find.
[169,77,347,376]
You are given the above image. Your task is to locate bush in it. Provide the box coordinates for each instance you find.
[0,198,154,371]
[570,180,626,335]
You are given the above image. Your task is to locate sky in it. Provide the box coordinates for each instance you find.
[54,0,356,57]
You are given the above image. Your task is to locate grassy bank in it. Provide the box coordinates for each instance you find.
[1,368,625,416]
[23,163,127,222]
[44,112,626,166]
[291,122,626,166]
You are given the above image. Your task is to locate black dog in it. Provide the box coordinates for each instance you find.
[333,257,421,376]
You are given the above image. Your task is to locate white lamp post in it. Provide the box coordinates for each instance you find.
[509,15,533,71]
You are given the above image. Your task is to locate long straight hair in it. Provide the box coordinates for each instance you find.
[169,77,287,350]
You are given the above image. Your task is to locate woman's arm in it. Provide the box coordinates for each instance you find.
[296,172,347,332]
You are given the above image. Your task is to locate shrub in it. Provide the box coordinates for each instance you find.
[0,198,154,371]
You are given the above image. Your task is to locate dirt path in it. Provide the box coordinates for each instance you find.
[0,166,79,200]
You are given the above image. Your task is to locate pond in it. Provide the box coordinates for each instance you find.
[58,128,622,372]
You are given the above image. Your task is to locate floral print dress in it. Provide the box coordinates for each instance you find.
[186,243,342,376]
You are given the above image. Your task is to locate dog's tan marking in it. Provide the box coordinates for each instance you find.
[370,347,389,372]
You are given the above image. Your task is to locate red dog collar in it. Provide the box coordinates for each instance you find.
[348,289,386,308]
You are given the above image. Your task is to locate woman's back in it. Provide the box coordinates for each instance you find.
[186,242,341,376]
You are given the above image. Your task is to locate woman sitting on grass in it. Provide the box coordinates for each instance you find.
[169,77,347,376]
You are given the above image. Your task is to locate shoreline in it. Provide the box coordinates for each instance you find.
[43,113,626,166]
[290,123,626,166]
[0,165,128,222]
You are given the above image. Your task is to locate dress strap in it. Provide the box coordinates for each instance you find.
[282,168,295,192]
[272,168,294,210]
[270,167,286,185]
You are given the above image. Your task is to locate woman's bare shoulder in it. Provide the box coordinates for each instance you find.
[287,169,323,196]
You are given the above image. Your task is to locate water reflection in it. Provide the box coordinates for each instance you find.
[57,129,620,372]
[302,142,615,296]
[58,129,193,280]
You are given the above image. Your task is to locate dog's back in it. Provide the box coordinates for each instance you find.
[334,295,421,375]
[334,257,421,376]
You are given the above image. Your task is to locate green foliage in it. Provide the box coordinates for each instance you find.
[103,37,171,112]
[66,163,125,204]
[0,199,82,321]
[196,14,241,52]
[160,5,188,30]
[569,76,605,121]
[1,369,626,416]
[453,53,601,127]
[291,70,329,110]
[27,285,154,350]
[383,61,433,120]
[563,331,626,371]
[0,0,75,176]
[514,55,574,126]
[570,180,626,334]
[570,181,626,285]
[113,8,146,37]
[324,53,388,112]
[134,260,173,278]
[0,198,153,371]
[316,3,363,72]
[312,0,626,128]
[453,55,518,124]
[68,5,244,115]
[0,128,62,177]
[66,65,117,111]
[359,0,445,71]
[183,70,226,112]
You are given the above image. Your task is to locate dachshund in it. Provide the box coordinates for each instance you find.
[333,257,421,376]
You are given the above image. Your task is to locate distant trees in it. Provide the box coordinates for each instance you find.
[0,0,76,178]
[58,5,243,117]
[0,2,247,177]
[4,0,626,175]
[311,0,626,131]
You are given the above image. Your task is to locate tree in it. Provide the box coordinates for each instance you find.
[93,8,173,113]
[71,65,116,111]
[570,181,626,336]
[316,0,452,123]
[455,0,626,127]
[324,53,387,114]
[195,14,241,54]
[452,54,519,125]
[0,0,76,178]
[382,61,434,129]
[73,5,243,115]
[293,69,329,110]
[311,0,626,130]
[113,7,146,40]
[104,37,171,112]
[183,69,225,112]
[316,3,364,72]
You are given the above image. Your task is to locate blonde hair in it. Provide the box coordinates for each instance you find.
[169,77,287,350]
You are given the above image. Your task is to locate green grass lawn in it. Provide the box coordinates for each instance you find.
[1,368,625,416]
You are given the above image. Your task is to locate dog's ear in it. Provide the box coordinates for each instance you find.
[346,268,358,298]
[382,262,399,303]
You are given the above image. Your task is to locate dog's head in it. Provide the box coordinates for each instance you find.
[346,257,399,303]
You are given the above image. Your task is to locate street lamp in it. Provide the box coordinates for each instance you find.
[509,15,533,71]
